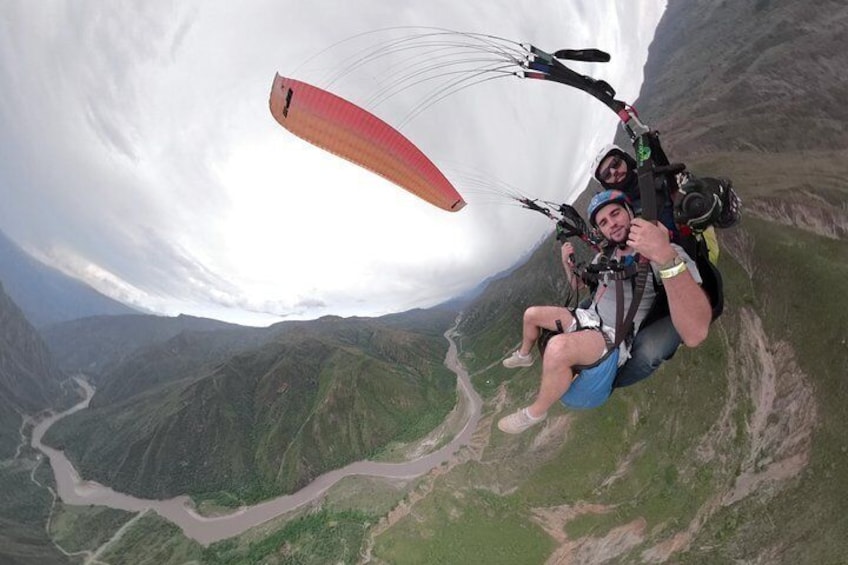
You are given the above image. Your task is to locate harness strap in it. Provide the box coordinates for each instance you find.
[571,329,616,372]
[579,262,639,285]
[608,130,665,350]
[615,263,649,349]
[614,277,625,346]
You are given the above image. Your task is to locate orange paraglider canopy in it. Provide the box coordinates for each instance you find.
[269,74,465,212]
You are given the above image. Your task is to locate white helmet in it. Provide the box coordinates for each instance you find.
[590,144,624,182]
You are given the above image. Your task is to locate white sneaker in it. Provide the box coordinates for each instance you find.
[503,350,534,368]
[497,407,546,434]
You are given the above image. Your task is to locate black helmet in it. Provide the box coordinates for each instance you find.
[674,177,741,231]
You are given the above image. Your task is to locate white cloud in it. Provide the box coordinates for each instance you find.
[0,0,666,326]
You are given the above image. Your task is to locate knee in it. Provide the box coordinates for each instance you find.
[631,322,680,364]
[524,306,544,324]
[620,353,660,376]
[629,339,670,366]
[542,334,577,366]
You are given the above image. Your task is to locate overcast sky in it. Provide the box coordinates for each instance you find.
[0,1,665,326]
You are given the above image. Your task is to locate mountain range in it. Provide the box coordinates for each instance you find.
[42,312,458,501]
[0,229,139,328]
[0,281,83,565]
[2,0,847,563]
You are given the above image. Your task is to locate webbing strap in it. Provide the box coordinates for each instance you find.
[614,278,625,346]
[570,329,616,372]
[614,266,648,349]
[525,48,627,116]
[611,130,663,349]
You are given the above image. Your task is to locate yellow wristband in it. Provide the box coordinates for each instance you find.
[659,261,688,279]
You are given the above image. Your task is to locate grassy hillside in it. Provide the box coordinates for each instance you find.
[43,317,457,503]
[371,214,847,564]
[0,461,69,565]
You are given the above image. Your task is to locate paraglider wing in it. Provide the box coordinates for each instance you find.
[269,74,466,212]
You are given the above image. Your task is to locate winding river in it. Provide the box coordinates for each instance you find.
[31,321,482,546]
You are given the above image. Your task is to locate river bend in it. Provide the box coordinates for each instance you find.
[31,320,481,546]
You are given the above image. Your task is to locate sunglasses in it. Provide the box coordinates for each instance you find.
[599,157,623,182]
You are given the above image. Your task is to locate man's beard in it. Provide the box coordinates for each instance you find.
[607,226,630,247]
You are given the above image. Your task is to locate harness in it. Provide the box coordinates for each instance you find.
[557,246,665,372]
[588,247,657,350]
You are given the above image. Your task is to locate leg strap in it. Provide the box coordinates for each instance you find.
[572,329,616,372]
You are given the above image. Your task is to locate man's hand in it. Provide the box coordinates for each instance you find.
[626,218,676,264]
[561,242,576,267]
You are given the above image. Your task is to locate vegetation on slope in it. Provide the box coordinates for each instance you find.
[43,317,457,504]
[203,509,373,565]
[373,213,847,563]
[0,459,69,565]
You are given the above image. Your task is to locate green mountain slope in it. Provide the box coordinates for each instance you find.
[0,282,75,457]
[639,0,848,155]
[87,325,273,406]
[43,316,457,503]
[41,313,256,379]
[0,282,81,564]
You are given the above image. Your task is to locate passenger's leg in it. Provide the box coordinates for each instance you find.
[499,330,606,434]
[517,306,575,356]
[528,330,607,417]
[613,317,681,388]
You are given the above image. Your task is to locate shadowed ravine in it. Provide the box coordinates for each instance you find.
[31,317,482,546]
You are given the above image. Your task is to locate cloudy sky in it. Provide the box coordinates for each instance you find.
[0,1,665,326]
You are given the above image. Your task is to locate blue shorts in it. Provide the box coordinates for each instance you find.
[560,348,620,410]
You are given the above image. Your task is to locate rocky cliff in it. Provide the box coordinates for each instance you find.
[0,282,74,458]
